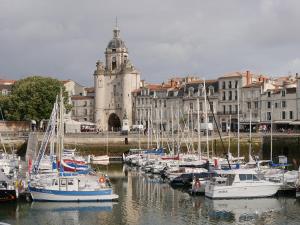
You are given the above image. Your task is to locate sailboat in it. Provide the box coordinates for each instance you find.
[29,90,118,202]
[90,131,110,165]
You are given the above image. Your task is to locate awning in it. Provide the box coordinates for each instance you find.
[289,121,300,125]
[239,121,260,124]
[273,120,292,124]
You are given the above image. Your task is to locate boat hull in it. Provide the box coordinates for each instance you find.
[0,189,16,202]
[205,183,280,199]
[29,186,119,202]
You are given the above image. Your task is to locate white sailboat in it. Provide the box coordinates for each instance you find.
[29,90,118,202]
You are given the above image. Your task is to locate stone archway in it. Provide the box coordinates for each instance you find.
[108,113,121,131]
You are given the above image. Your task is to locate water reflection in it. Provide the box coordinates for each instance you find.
[1,164,300,225]
[205,198,281,224]
[31,201,115,212]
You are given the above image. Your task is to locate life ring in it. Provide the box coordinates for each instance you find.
[99,176,105,183]
[195,180,201,189]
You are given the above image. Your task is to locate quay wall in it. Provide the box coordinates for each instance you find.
[10,132,300,164]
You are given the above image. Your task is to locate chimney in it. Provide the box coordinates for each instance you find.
[171,79,174,87]
[246,70,252,85]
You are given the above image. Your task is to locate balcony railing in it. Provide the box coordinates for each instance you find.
[217,111,242,115]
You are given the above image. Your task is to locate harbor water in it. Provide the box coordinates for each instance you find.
[1,163,300,225]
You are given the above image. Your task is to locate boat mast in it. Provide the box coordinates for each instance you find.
[197,98,202,159]
[171,104,174,154]
[191,107,194,153]
[270,103,273,161]
[228,115,231,156]
[150,105,153,148]
[177,104,180,155]
[237,85,240,159]
[249,108,252,161]
[147,105,150,149]
[155,108,159,149]
[204,79,209,158]
[138,109,141,149]
[106,129,109,155]
[58,88,64,164]
[160,105,163,148]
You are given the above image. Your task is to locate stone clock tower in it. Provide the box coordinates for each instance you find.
[94,25,141,131]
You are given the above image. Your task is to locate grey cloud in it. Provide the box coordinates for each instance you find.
[0,0,300,85]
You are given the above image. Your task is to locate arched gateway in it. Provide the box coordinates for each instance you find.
[108,113,121,131]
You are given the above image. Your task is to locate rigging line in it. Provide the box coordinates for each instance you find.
[206,95,226,154]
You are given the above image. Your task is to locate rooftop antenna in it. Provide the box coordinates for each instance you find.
[115,16,118,28]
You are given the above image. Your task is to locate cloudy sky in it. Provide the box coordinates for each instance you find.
[0,0,300,86]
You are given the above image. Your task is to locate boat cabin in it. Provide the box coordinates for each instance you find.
[51,177,79,191]
[211,170,261,186]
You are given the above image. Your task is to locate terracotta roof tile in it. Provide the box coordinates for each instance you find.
[0,79,16,85]
[71,95,94,100]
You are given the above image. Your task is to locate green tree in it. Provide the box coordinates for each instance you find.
[2,76,72,121]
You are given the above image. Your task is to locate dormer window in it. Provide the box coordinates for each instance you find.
[267,92,271,97]
[198,84,203,96]
[281,90,286,97]
[208,86,214,96]
[188,87,194,96]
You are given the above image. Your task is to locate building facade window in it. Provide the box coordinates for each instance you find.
[228,81,232,89]
[282,111,286,120]
[267,92,271,97]
[290,111,293,119]
[282,101,286,108]
[199,102,203,111]
[267,101,271,109]
[247,102,251,109]
[254,101,258,109]
[209,102,213,111]
[282,90,286,97]
[190,102,193,110]
[267,112,271,121]
[222,81,226,89]
[229,91,232,100]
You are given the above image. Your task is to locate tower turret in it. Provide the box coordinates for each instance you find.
[94,60,106,129]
